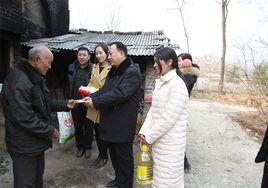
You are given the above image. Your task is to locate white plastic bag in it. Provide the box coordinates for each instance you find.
[57,111,74,144]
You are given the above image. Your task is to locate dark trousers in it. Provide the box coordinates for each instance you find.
[94,123,108,159]
[261,161,268,188]
[11,153,44,188]
[108,142,134,188]
[71,104,93,150]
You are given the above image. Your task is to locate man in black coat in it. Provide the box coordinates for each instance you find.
[255,125,268,188]
[0,45,76,188]
[67,47,93,158]
[84,42,142,188]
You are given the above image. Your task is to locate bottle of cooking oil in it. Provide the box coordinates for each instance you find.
[136,144,153,186]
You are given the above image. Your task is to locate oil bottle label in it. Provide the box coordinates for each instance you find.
[137,165,152,181]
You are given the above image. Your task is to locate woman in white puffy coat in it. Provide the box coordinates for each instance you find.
[139,47,189,188]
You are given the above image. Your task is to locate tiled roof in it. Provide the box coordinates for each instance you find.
[22,30,180,56]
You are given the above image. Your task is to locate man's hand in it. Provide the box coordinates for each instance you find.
[83,97,94,108]
[67,99,78,109]
[53,130,60,139]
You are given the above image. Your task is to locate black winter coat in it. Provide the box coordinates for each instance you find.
[1,59,68,156]
[180,66,200,96]
[67,60,92,98]
[256,126,268,163]
[91,57,142,143]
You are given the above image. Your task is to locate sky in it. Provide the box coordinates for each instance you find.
[69,0,268,62]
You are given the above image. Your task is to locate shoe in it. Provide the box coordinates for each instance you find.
[106,179,116,187]
[84,149,92,158]
[76,149,84,158]
[96,158,108,169]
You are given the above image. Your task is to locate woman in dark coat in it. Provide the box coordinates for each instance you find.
[178,53,200,171]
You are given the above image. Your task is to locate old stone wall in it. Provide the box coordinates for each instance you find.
[0,0,23,34]
[143,61,158,119]
[21,0,49,40]
[21,0,69,41]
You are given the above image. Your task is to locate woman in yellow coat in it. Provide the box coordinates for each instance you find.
[87,44,111,168]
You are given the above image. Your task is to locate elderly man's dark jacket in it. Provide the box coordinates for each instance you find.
[91,57,142,143]
[1,59,68,156]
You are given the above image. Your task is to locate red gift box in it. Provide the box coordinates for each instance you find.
[79,86,91,97]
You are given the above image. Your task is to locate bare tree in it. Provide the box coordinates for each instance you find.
[255,2,268,115]
[105,0,121,31]
[175,0,190,52]
[236,40,267,115]
[233,43,251,80]
[252,62,268,116]
[248,37,268,115]
[218,0,231,94]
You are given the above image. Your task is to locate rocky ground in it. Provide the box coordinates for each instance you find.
[0,99,264,188]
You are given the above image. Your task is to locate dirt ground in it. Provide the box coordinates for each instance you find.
[185,99,263,188]
[0,99,265,187]
[230,111,267,140]
[193,90,268,139]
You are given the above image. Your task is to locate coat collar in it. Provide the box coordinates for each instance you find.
[92,62,111,71]
[108,57,132,77]
[18,58,44,84]
[180,67,200,77]
[73,59,91,69]
[158,69,177,83]
[91,63,111,87]
[154,69,177,93]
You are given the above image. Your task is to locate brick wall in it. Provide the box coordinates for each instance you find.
[21,0,69,41]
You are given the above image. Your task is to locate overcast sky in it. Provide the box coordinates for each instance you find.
[69,0,268,61]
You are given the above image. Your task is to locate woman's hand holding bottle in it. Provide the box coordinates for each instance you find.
[140,134,149,145]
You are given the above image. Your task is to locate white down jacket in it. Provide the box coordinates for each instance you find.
[139,69,189,188]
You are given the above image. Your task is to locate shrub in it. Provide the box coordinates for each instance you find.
[226,64,241,83]
[252,62,268,93]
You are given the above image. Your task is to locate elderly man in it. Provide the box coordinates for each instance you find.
[84,42,142,188]
[1,45,76,188]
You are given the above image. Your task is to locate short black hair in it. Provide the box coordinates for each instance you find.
[109,42,128,56]
[77,47,90,54]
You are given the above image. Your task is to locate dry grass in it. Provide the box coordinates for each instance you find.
[192,90,268,108]
[192,90,268,141]
[230,111,267,141]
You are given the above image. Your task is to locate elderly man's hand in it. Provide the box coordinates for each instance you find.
[83,97,94,108]
[67,99,78,109]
